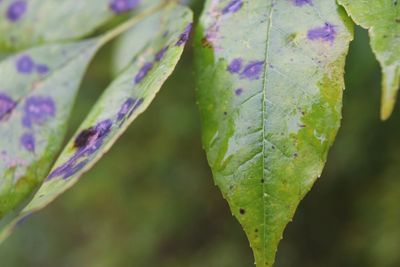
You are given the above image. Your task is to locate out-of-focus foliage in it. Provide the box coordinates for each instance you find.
[338,0,400,120]
[0,4,193,243]
[0,3,399,267]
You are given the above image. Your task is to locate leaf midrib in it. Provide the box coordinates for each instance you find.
[260,1,275,265]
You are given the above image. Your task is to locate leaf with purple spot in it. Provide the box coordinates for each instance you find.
[0,3,192,244]
[195,0,353,266]
[0,0,162,51]
[0,38,105,220]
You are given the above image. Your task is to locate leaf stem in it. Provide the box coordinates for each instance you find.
[99,2,170,45]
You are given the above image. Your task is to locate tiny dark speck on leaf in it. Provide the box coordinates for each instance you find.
[239,208,246,215]
[201,37,213,49]
[235,88,243,96]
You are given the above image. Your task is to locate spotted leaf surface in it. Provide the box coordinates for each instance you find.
[0,39,105,221]
[0,4,192,242]
[338,0,400,120]
[0,0,160,50]
[195,0,353,266]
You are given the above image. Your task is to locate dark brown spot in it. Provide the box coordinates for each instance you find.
[74,128,96,148]
[201,37,213,48]
[239,208,246,215]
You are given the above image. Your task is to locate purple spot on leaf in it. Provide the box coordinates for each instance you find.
[176,23,192,46]
[134,62,153,84]
[20,133,35,152]
[227,58,243,73]
[36,64,49,75]
[307,23,336,43]
[292,0,312,6]
[240,61,264,80]
[62,159,89,179]
[0,93,16,121]
[16,55,34,74]
[22,96,56,128]
[222,0,243,14]
[6,0,27,22]
[155,46,168,62]
[48,119,113,180]
[117,98,135,121]
[109,0,140,14]
[235,88,243,96]
[127,98,144,118]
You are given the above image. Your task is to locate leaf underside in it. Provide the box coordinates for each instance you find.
[338,0,400,120]
[195,0,353,266]
[0,3,193,243]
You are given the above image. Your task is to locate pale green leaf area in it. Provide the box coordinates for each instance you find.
[0,39,101,220]
[0,0,161,51]
[338,0,400,120]
[195,0,353,266]
[0,4,193,243]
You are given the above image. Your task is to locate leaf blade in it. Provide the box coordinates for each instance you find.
[0,3,193,243]
[195,1,353,266]
[0,0,161,50]
[0,39,102,218]
[338,0,400,120]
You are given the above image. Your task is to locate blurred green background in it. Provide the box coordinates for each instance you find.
[1,2,400,267]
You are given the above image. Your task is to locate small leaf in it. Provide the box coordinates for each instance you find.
[338,0,400,120]
[195,0,353,266]
[0,39,102,219]
[0,0,160,50]
[0,4,193,242]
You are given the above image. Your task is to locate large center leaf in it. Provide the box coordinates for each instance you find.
[0,3,193,243]
[338,0,400,120]
[195,0,353,266]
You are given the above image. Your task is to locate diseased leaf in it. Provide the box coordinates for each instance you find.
[195,0,353,266]
[338,0,400,120]
[0,39,102,219]
[0,4,192,242]
[0,0,160,50]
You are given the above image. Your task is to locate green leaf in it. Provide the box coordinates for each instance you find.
[195,1,353,266]
[0,3,192,243]
[0,39,102,219]
[338,0,400,120]
[0,0,160,51]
